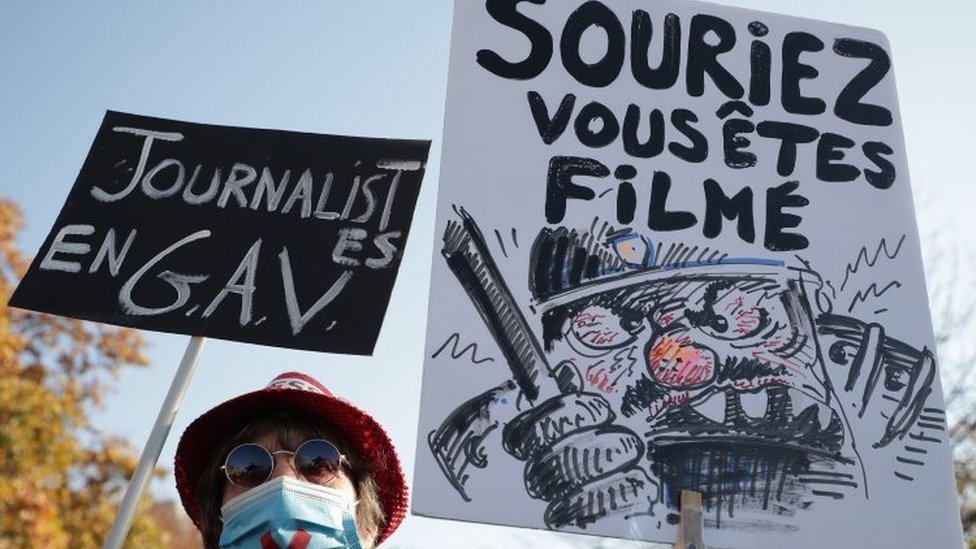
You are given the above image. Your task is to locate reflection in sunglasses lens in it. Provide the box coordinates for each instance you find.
[295,439,341,482]
[225,444,272,489]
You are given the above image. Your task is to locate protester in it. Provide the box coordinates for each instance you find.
[174,372,408,548]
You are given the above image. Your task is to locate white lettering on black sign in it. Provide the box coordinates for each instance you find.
[10,111,431,355]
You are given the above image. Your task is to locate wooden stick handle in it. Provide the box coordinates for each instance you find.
[102,336,207,549]
[676,490,705,549]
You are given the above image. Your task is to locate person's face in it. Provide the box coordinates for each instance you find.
[221,430,358,505]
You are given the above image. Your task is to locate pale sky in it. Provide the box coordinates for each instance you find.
[1,1,972,547]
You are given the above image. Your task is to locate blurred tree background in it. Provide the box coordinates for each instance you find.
[0,197,186,548]
[922,220,976,548]
[0,187,973,548]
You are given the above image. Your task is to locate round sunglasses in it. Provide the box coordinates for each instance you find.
[221,439,347,489]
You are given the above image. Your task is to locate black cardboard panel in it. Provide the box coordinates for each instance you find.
[10,111,430,355]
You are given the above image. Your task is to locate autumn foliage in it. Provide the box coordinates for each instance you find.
[0,197,170,548]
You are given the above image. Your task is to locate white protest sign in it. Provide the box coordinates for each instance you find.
[413,0,961,548]
[414,1,963,548]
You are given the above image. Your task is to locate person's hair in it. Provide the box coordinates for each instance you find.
[194,410,386,549]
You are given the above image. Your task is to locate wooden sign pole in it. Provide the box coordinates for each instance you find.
[102,336,207,549]
[676,490,705,549]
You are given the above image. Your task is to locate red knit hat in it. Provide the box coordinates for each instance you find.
[174,372,407,544]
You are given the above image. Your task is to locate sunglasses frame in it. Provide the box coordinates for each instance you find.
[220,438,348,490]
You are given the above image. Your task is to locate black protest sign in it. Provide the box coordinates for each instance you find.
[10,111,429,355]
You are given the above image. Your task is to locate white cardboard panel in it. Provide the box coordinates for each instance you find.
[415,1,963,547]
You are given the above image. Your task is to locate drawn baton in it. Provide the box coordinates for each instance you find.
[437,207,658,529]
[441,205,559,403]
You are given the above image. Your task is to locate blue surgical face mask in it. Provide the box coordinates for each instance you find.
[219,476,362,549]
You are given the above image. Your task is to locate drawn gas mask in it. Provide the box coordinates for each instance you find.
[538,266,841,440]
[530,227,855,514]
[428,214,939,530]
